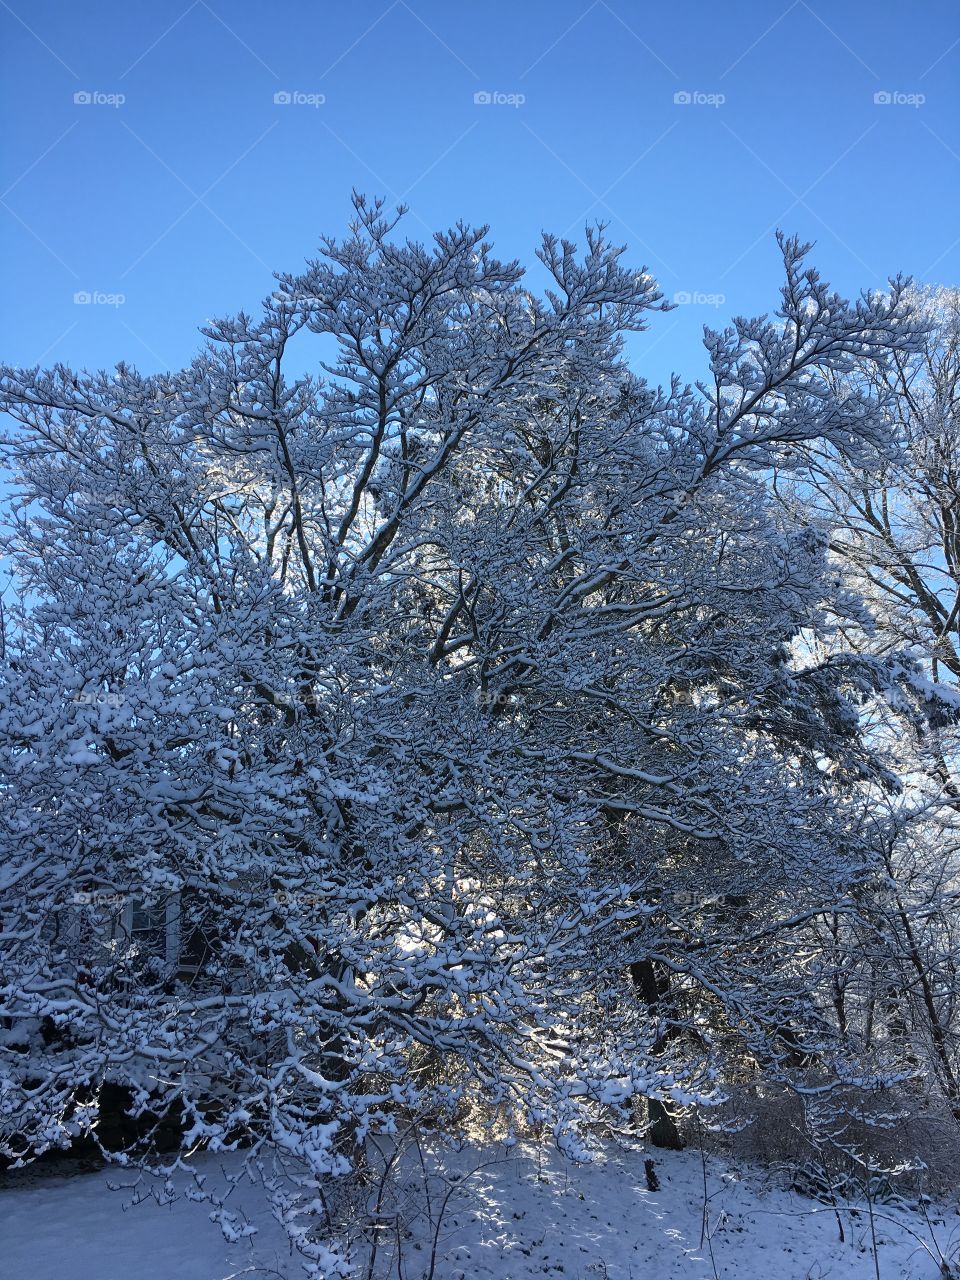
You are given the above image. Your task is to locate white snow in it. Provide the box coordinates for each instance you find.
[3,1141,956,1279]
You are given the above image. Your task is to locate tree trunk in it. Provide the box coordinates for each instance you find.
[630,958,684,1149]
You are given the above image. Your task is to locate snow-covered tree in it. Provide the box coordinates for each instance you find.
[772,288,960,1122]
[775,286,960,683]
[0,197,929,1272]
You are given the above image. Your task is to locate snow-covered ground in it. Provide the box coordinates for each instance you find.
[3,1141,958,1279]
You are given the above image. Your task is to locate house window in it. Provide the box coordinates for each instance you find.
[126,894,207,975]
[121,897,179,968]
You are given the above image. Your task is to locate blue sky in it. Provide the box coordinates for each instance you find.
[1,0,958,387]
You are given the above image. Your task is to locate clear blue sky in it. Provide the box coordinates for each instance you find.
[1,0,958,387]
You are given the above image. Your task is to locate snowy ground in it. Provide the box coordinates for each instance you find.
[3,1140,958,1279]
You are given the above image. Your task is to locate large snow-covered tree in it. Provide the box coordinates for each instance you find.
[0,197,930,1272]
[771,286,960,1123]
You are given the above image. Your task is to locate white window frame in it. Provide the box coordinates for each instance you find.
[120,895,180,968]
